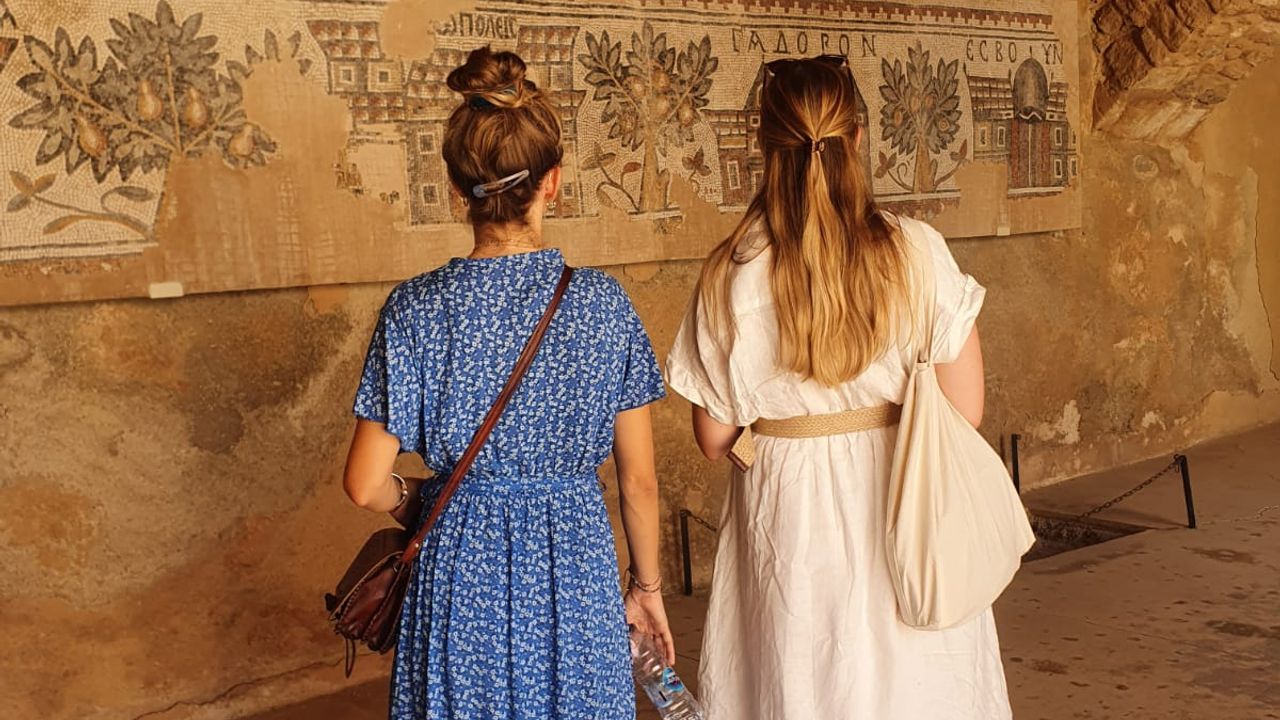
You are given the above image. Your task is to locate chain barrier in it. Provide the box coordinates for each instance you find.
[1074,457,1182,522]
[678,509,719,595]
[680,453,1192,594]
[682,457,1182,529]
[683,509,719,533]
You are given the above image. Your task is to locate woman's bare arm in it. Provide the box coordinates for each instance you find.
[614,405,662,587]
[343,419,423,526]
[614,404,675,664]
[934,326,985,428]
[690,405,744,462]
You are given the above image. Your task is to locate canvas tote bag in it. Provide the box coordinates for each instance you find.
[885,222,1036,630]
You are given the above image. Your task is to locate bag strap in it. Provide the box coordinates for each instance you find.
[920,246,939,367]
[897,214,939,367]
[398,265,574,567]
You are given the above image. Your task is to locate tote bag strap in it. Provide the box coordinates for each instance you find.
[399,265,575,566]
[891,213,939,368]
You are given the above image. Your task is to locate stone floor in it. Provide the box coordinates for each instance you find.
[246,422,1279,719]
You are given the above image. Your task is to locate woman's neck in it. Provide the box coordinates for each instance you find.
[469,219,545,259]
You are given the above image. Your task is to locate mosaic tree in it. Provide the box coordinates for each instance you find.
[579,22,717,213]
[5,1,306,241]
[876,42,967,194]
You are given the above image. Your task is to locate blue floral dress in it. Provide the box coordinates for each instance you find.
[353,248,665,720]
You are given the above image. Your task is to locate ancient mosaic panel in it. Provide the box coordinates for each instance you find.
[0,0,1080,306]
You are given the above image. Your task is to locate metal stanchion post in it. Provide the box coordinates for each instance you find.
[679,509,693,596]
[1177,454,1197,529]
[1011,433,1022,494]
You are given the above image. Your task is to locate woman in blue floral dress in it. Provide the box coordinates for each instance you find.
[341,47,674,720]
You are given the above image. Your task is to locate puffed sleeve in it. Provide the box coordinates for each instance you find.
[352,289,425,456]
[917,220,986,364]
[616,294,668,413]
[664,297,751,427]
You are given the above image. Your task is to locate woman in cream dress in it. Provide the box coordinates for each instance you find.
[664,56,1013,719]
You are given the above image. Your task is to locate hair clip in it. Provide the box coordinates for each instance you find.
[465,84,520,110]
[811,139,826,154]
[472,169,530,199]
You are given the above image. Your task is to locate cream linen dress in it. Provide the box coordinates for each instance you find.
[664,215,1013,720]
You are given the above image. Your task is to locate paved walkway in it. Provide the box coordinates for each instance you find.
[247,422,1279,719]
[999,421,1279,720]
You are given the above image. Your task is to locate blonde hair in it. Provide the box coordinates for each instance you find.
[443,47,563,224]
[697,58,912,387]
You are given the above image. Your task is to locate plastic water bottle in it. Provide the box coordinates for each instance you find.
[631,632,705,719]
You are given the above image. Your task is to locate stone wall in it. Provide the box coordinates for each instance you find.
[1092,0,1280,138]
[1,6,1279,720]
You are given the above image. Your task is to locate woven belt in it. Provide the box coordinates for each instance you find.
[728,403,902,469]
[752,404,902,438]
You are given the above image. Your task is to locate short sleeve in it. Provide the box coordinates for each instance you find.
[663,298,750,427]
[916,220,986,364]
[352,291,425,455]
[616,297,667,413]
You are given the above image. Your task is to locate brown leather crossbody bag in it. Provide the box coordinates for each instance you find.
[325,266,574,676]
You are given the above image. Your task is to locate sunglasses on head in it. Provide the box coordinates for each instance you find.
[764,54,848,76]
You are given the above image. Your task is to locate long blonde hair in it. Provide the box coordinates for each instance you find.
[697,57,911,387]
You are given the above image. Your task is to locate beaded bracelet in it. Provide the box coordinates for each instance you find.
[627,566,662,593]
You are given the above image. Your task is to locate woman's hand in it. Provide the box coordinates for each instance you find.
[625,587,676,666]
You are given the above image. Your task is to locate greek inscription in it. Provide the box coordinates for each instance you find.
[439,13,518,39]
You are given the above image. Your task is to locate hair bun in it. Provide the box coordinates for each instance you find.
[447,46,534,110]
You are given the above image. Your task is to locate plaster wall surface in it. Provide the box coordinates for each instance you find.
[2,20,1278,720]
